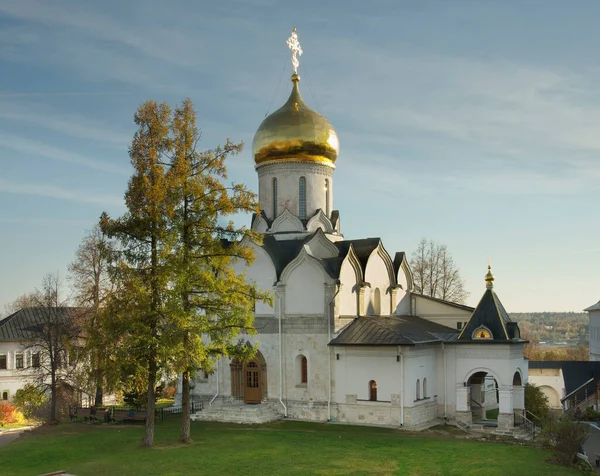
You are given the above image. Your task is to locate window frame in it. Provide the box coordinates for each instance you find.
[299,176,306,220]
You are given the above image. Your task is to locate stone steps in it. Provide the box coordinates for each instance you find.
[191,403,283,424]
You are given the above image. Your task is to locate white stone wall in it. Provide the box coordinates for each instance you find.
[589,310,600,361]
[413,295,471,330]
[528,368,564,409]
[333,347,401,403]
[338,260,357,317]
[257,162,334,222]
[233,243,276,316]
[284,260,327,315]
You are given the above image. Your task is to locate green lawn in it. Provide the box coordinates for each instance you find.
[0,418,583,476]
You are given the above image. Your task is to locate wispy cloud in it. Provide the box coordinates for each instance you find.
[0,107,130,148]
[0,134,128,175]
[0,178,123,207]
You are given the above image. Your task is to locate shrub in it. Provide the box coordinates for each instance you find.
[161,385,177,399]
[0,402,26,425]
[13,384,48,418]
[540,415,589,466]
[524,382,550,420]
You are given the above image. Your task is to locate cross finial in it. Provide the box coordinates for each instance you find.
[286,27,303,74]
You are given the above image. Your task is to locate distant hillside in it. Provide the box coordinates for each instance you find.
[509,312,588,346]
[510,312,587,321]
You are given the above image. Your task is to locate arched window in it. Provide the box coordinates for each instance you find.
[324,179,330,216]
[423,378,427,399]
[301,356,308,384]
[369,380,377,401]
[2,391,7,401]
[373,288,381,316]
[416,379,421,400]
[272,177,278,218]
[299,177,306,220]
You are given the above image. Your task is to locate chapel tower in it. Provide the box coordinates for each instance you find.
[251,29,341,239]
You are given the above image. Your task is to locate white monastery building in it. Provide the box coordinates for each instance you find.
[183,30,529,431]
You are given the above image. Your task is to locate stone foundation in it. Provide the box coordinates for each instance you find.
[455,411,472,426]
[497,413,514,431]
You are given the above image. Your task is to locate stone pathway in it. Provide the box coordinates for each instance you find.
[583,423,600,472]
[0,428,26,447]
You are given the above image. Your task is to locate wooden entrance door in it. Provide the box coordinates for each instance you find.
[243,360,261,404]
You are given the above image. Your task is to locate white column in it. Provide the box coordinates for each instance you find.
[456,385,471,412]
[498,386,514,430]
[513,385,525,411]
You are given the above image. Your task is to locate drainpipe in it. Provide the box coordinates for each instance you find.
[209,359,219,407]
[398,345,404,426]
[442,343,447,419]
[277,285,288,417]
[328,281,342,421]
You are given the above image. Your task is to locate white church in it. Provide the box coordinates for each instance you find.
[187,30,528,431]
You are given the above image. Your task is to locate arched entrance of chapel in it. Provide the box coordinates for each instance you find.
[466,370,499,423]
[230,350,268,404]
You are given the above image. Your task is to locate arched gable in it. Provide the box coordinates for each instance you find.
[364,242,396,316]
[338,246,363,316]
[251,214,269,234]
[281,248,330,315]
[270,208,304,233]
[303,228,338,259]
[306,209,334,234]
[233,240,276,315]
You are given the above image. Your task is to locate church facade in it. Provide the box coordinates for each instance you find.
[186,31,528,431]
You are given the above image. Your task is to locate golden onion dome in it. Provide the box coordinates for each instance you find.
[252,73,339,167]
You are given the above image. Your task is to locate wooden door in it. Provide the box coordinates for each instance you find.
[243,360,261,404]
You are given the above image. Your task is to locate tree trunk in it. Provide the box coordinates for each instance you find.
[180,370,191,443]
[50,372,57,422]
[94,384,103,407]
[142,354,157,447]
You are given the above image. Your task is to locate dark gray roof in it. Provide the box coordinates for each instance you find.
[393,252,406,279]
[329,315,459,346]
[457,288,524,343]
[0,307,85,341]
[334,238,380,273]
[261,233,315,279]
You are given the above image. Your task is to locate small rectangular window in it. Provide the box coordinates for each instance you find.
[457,322,462,330]
[32,353,40,368]
[0,355,6,370]
[15,354,23,369]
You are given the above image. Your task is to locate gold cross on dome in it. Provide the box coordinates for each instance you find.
[286,28,303,73]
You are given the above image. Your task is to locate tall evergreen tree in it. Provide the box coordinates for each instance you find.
[167,99,270,443]
[101,100,173,447]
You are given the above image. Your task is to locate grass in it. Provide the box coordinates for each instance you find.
[0,418,583,476]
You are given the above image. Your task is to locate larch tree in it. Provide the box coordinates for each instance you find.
[409,238,468,304]
[68,224,117,406]
[167,98,270,443]
[100,100,174,447]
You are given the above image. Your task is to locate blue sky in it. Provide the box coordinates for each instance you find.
[1,0,599,313]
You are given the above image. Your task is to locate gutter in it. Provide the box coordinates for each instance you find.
[328,281,341,421]
[209,359,219,406]
[277,285,287,417]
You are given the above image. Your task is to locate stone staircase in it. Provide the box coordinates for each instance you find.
[190,402,283,424]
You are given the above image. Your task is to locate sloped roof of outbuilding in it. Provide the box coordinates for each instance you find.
[585,300,600,312]
[329,315,459,346]
[530,360,600,403]
[0,307,86,341]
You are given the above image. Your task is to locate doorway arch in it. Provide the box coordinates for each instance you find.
[230,350,268,404]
